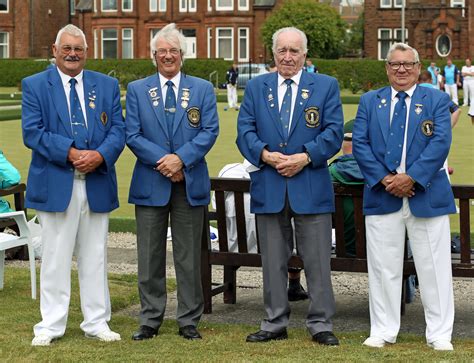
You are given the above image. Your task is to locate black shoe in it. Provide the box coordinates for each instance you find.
[178,325,202,340]
[246,329,288,343]
[132,325,158,340]
[288,283,309,301]
[312,331,339,346]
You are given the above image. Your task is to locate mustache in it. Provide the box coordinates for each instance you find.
[64,55,80,61]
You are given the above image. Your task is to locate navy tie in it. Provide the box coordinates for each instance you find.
[385,91,408,172]
[69,78,88,150]
[280,79,293,136]
[165,80,176,139]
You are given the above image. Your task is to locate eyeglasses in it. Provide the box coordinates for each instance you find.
[387,61,419,71]
[276,47,302,56]
[156,48,181,56]
[60,45,85,55]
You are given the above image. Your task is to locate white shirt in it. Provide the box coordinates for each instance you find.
[56,67,88,127]
[389,84,416,174]
[277,70,303,131]
[159,72,181,103]
[461,65,474,82]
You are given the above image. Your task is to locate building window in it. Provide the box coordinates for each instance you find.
[102,29,118,58]
[102,0,117,11]
[208,0,212,11]
[436,34,451,57]
[94,0,97,12]
[238,0,249,10]
[150,0,166,11]
[216,27,233,60]
[70,0,75,15]
[377,28,408,60]
[180,0,196,12]
[0,32,9,58]
[394,0,403,8]
[122,28,133,59]
[238,28,249,61]
[380,0,391,8]
[207,28,212,58]
[216,0,233,11]
[451,0,465,7]
[122,0,132,11]
[94,29,98,58]
[0,0,8,12]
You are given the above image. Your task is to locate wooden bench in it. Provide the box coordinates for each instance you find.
[201,178,473,314]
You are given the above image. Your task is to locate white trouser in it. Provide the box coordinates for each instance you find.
[444,83,459,105]
[34,178,111,338]
[463,80,474,106]
[365,198,454,344]
[227,84,238,108]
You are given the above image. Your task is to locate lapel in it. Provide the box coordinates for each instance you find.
[172,75,192,137]
[375,87,392,144]
[406,85,425,148]
[82,71,96,141]
[288,71,312,138]
[145,74,169,138]
[263,73,284,139]
[47,67,73,138]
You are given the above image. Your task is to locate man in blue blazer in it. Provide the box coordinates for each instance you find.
[353,43,456,351]
[126,23,218,341]
[237,27,343,345]
[22,25,125,346]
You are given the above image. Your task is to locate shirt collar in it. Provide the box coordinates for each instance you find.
[159,72,181,90]
[56,66,84,87]
[390,84,416,101]
[278,69,303,87]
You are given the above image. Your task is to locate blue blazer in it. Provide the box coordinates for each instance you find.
[236,71,344,214]
[21,67,125,213]
[126,74,219,207]
[352,85,456,218]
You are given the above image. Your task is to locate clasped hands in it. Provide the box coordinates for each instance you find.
[68,147,103,174]
[261,149,309,178]
[155,154,184,183]
[382,173,415,198]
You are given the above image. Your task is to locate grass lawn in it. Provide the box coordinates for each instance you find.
[1,267,473,361]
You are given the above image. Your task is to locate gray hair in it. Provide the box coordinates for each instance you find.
[272,27,308,54]
[150,23,187,65]
[55,24,87,48]
[386,42,420,63]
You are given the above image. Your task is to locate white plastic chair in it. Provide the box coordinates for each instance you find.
[0,211,36,299]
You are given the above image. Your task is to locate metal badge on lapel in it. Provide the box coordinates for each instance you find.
[148,87,160,107]
[301,89,309,100]
[415,104,423,115]
[100,112,108,126]
[187,107,200,127]
[181,88,190,109]
[421,120,434,136]
[305,107,320,128]
[88,91,96,109]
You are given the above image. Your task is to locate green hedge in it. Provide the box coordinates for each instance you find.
[0,59,231,89]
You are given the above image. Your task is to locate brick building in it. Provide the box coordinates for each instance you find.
[364,0,473,60]
[0,0,70,58]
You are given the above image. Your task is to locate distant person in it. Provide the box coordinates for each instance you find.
[427,62,440,89]
[225,63,239,111]
[353,42,456,351]
[461,58,474,107]
[22,24,125,346]
[304,59,318,73]
[443,58,461,105]
[0,149,20,213]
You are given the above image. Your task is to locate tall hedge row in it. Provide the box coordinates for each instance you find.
[0,58,457,93]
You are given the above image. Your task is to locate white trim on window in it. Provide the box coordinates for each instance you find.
[207,0,212,11]
[0,0,9,12]
[380,0,391,8]
[238,27,249,62]
[180,0,196,12]
[0,32,9,58]
[94,0,97,12]
[101,28,118,59]
[149,0,165,11]
[238,0,249,11]
[216,27,233,60]
[101,0,117,12]
[207,28,212,58]
[122,0,133,12]
[70,0,75,15]
[122,28,133,59]
[94,29,98,58]
[450,0,465,7]
[377,28,392,61]
[394,0,403,8]
[216,0,233,11]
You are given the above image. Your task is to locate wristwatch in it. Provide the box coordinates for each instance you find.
[305,152,311,165]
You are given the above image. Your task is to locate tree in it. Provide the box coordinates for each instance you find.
[345,11,364,57]
[261,0,347,59]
